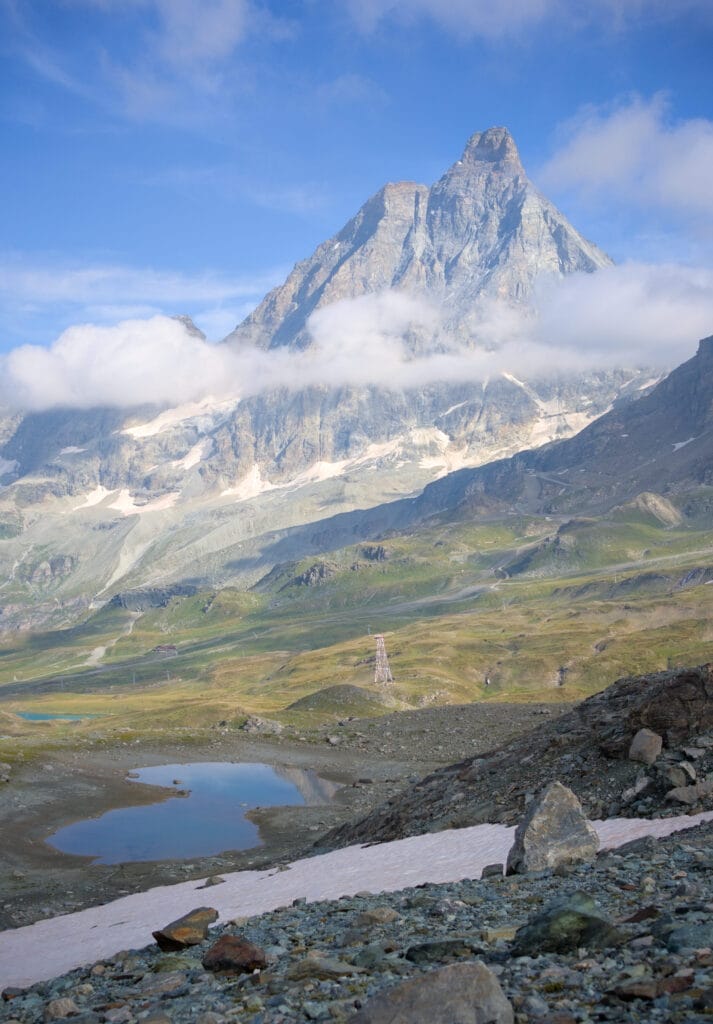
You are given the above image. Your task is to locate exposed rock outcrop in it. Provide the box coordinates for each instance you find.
[321,664,713,849]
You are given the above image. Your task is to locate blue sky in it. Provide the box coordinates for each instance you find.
[1,0,713,363]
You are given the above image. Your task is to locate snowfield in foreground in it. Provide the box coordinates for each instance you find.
[1,811,712,990]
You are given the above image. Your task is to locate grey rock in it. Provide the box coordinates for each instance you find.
[348,961,514,1024]
[629,728,663,765]
[512,891,623,955]
[665,779,713,805]
[241,716,283,736]
[506,782,599,875]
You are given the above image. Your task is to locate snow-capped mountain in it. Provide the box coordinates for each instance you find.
[0,128,648,630]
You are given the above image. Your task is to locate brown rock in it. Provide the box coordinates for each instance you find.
[658,974,693,994]
[628,728,662,765]
[506,781,599,875]
[202,935,267,974]
[355,907,401,926]
[610,978,658,1000]
[152,906,218,951]
[348,961,514,1023]
[44,998,80,1020]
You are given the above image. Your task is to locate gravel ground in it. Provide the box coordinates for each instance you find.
[2,818,712,1023]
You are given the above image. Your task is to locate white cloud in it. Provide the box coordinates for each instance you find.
[541,95,713,223]
[0,258,285,344]
[2,266,711,411]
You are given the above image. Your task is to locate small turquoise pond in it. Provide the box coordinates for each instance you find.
[48,762,338,864]
[17,712,97,721]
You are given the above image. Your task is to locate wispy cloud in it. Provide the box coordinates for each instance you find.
[141,165,330,216]
[0,257,285,345]
[3,265,711,411]
[7,0,293,125]
[541,95,713,225]
[342,0,713,37]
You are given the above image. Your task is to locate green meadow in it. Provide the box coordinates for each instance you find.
[1,508,712,761]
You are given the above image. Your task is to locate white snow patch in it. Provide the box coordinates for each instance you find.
[638,376,664,391]
[221,465,278,501]
[437,401,468,418]
[672,437,696,452]
[502,371,527,389]
[528,410,599,447]
[122,398,237,439]
[108,490,180,515]
[59,446,87,455]
[1,811,712,990]
[170,438,214,471]
[222,442,405,502]
[72,486,115,511]
[0,457,18,477]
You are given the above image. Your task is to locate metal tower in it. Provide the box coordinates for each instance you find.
[374,634,393,685]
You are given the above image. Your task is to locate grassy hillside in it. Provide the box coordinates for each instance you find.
[1,504,712,761]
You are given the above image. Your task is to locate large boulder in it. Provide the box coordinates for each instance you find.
[512,892,622,955]
[349,961,513,1024]
[506,781,599,875]
[628,728,662,765]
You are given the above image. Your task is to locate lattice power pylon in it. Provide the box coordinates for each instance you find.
[373,634,393,685]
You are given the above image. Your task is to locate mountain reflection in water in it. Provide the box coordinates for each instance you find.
[48,762,339,864]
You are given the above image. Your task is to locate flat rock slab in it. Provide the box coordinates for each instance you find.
[152,906,218,951]
[349,961,513,1024]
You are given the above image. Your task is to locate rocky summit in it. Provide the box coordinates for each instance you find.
[226,127,610,352]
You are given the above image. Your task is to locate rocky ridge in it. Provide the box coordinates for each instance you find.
[322,665,713,849]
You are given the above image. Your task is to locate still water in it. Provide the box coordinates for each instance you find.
[49,762,338,864]
[17,712,97,721]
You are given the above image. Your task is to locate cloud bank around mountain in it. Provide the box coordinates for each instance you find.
[2,262,712,411]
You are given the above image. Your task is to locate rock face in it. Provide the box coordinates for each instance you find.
[506,782,599,875]
[349,961,514,1024]
[227,127,610,352]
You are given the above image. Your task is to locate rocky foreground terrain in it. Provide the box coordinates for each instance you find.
[2,664,713,1021]
[2,815,713,1022]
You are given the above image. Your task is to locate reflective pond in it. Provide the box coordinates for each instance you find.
[17,712,98,721]
[48,762,339,864]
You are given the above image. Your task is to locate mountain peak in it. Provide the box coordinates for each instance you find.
[460,126,523,172]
